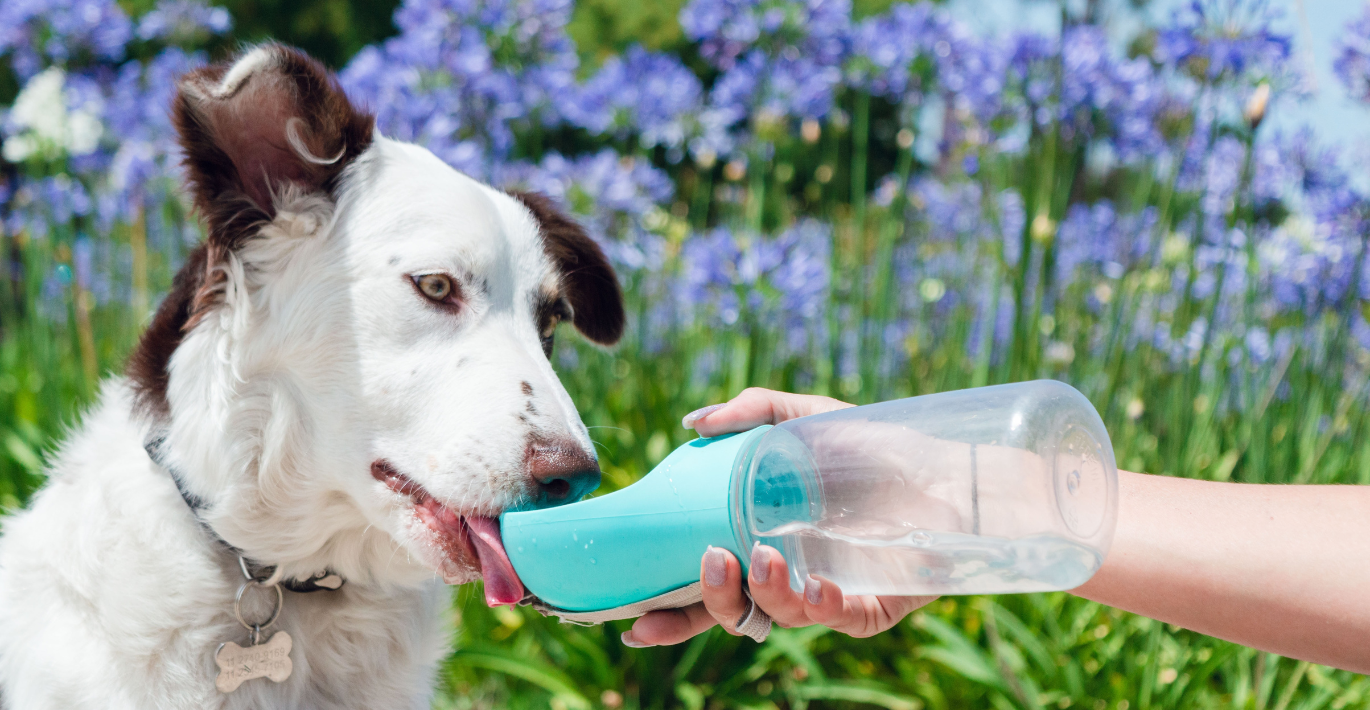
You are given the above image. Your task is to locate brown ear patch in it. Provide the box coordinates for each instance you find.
[174,43,374,252]
[510,191,625,346]
[127,244,210,419]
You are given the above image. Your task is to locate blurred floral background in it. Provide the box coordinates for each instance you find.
[4,0,1370,706]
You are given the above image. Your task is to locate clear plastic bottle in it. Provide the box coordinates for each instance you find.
[733,380,1117,596]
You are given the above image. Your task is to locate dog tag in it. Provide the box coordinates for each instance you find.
[214,631,293,693]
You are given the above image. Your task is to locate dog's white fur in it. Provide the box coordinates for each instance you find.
[0,48,605,708]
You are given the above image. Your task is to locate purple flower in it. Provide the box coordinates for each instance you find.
[846,2,950,99]
[677,221,831,353]
[681,0,848,70]
[340,0,583,179]
[1156,0,1293,84]
[569,46,703,151]
[682,0,851,126]
[0,0,133,78]
[1335,6,1370,103]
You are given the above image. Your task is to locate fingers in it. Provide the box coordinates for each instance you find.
[625,546,934,649]
[802,574,937,638]
[626,603,716,647]
[699,547,750,634]
[878,594,939,624]
[745,544,813,628]
[688,388,853,437]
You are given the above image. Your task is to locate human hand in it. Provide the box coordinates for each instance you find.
[620,388,938,647]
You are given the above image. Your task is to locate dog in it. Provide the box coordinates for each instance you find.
[0,43,624,708]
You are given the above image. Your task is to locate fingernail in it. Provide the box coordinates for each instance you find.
[750,543,770,584]
[805,576,822,605]
[682,403,727,429]
[704,546,728,587]
[621,630,651,648]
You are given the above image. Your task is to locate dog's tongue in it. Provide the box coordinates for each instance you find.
[465,516,524,607]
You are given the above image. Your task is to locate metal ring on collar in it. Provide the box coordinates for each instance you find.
[234,580,284,632]
[238,556,286,587]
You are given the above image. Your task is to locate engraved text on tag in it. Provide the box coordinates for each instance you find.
[214,630,293,693]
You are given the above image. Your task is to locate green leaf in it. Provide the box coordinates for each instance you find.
[4,432,42,473]
[916,615,1006,691]
[676,682,705,710]
[792,680,922,710]
[449,648,590,710]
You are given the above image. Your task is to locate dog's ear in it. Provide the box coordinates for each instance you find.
[173,43,374,250]
[129,45,374,420]
[510,191,625,346]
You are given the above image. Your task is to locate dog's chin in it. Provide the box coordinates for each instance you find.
[371,460,525,607]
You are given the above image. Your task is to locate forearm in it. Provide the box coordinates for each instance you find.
[1073,471,1370,673]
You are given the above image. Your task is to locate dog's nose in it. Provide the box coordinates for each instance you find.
[526,439,601,508]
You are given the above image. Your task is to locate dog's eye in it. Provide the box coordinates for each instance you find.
[539,300,570,358]
[413,274,455,304]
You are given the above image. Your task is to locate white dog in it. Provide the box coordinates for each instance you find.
[0,44,623,708]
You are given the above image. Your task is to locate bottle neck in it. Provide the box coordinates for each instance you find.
[728,425,773,571]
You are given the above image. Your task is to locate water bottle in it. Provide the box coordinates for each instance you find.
[500,380,1117,613]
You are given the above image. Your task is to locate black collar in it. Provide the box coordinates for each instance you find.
[144,433,344,594]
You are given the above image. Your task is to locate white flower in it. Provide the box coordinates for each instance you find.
[3,67,104,162]
[66,111,103,156]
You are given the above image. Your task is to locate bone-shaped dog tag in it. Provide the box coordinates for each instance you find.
[214,631,293,693]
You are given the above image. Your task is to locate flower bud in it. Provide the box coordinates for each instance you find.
[1244,83,1271,129]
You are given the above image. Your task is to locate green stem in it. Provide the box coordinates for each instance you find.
[861,139,915,399]
[848,92,872,398]
[691,165,713,232]
[1192,132,1256,390]
[850,91,871,238]
[746,149,767,234]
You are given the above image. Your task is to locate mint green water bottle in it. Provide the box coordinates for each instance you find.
[501,380,1117,613]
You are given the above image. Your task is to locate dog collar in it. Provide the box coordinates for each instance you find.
[143,432,345,594]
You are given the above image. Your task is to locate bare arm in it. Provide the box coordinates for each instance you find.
[1072,471,1370,673]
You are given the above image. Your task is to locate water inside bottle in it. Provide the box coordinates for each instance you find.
[765,523,1102,596]
[742,418,1107,596]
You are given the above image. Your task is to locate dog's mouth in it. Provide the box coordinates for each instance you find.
[370,461,524,607]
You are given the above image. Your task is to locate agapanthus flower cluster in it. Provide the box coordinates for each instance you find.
[1058,26,1161,158]
[681,0,851,126]
[567,46,704,155]
[1054,202,1159,285]
[845,2,1011,147]
[846,2,951,99]
[677,220,830,352]
[0,0,132,78]
[340,0,582,178]
[1334,6,1370,103]
[1155,0,1292,85]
